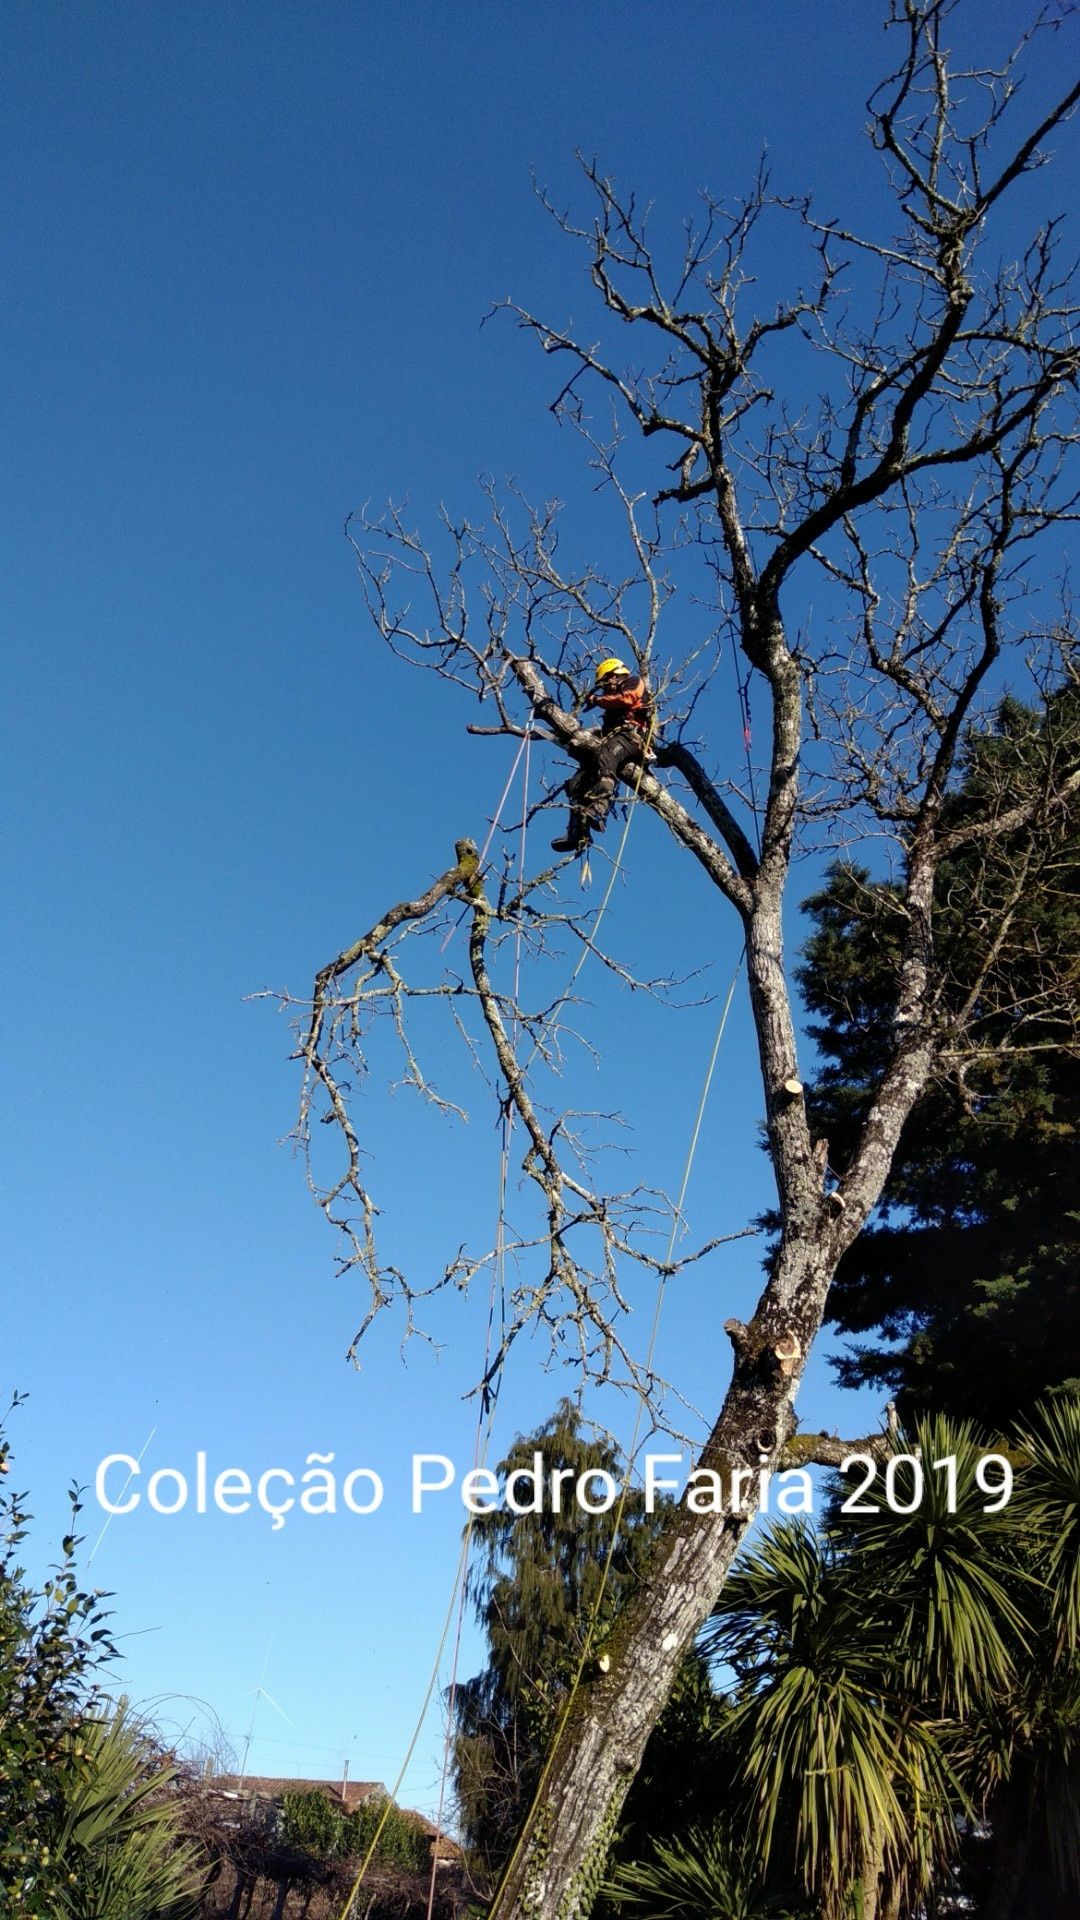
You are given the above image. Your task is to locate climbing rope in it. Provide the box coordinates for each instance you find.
[419,1130,513,1920]
[421,730,535,1920]
[518,709,658,1081]
[339,741,536,1920]
[487,942,746,1913]
[415,722,656,1915]
[463,663,761,1900]
[334,1128,513,1920]
[440,727,534,955]
[341,672,750,1914]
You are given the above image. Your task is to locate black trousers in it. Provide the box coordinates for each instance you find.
[564,725,644,835]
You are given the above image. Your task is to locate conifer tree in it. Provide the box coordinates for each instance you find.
[799,687,1080,1424]
[453,1403,665,1874]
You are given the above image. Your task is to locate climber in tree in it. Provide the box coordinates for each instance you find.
[550,658,654,854]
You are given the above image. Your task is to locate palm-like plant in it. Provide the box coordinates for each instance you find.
[605,1821,803,1920]
[608,1404,1080,1918]
[956,1398,1080,1914]
[1012,1396,1080,1653]
[830,1412,1029,1717]
[705,1520,957,1920]
[961,1651,1080,1917]
[49,1703,206,1920]
[714,1406,1080,1917]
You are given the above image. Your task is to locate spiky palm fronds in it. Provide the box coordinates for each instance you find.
[705,1521,959,1910]
[605,1821,802,1920]
[832,1413,1029,1713]
[1012,1395,1080,1652]
[50,1704,205,1920]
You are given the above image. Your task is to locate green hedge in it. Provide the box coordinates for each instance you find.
[280,1791,431,1872]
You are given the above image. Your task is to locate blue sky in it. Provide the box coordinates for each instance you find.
[3,1,1075,1818]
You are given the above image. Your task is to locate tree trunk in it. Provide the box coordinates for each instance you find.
[486,781,937,1918]
[981,1834,1031,1920]
[877,1876,903,1920]
[856,1817,887,1920]
[980,1769,1077,1920]
[489,1234,837,1919]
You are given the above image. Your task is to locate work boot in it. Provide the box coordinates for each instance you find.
[551,830,589,854]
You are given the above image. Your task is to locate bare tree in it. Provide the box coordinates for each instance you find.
[280,6,1080,1916]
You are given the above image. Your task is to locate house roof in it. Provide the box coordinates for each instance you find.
[400,1810,465,1862]
[213,1775,384,1812]
[210,1776,462,1862]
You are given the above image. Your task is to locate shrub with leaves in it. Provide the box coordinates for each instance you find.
[0,1394,117,1915]
[281,1787,344,1858]
[342,1797,432,1873]
[282,1788,431,1873]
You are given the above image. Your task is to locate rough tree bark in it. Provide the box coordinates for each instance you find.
[289,7,1080,1916]
[484,663,943,1920]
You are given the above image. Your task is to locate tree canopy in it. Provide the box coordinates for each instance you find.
[799,686,1080,1425]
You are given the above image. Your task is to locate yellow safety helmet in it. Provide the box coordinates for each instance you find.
[595,657,628,681]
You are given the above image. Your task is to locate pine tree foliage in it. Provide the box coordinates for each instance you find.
[453,1401,703,1876]
[797,687,1080,1424]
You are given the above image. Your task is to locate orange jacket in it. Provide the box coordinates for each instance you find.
[588,672,652,735]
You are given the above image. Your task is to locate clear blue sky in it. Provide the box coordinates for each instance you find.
[3,1,1074,1817]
